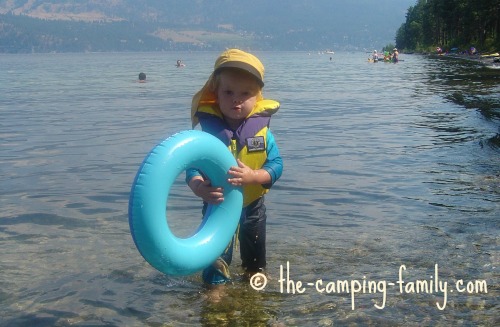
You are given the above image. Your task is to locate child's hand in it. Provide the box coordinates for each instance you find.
[190,178,224,204]
[227,159,256,186]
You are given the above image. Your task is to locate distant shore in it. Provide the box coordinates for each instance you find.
[425,51,500,68]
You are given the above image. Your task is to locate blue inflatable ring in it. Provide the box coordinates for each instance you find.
[128,130,243,276]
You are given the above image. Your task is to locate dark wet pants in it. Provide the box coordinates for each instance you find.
[202,197,267,284]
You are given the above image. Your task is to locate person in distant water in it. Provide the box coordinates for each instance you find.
[187,49,283,287]
[372,50,379,62]
[176,60,185,67]
[384,51,391,61]
[392,48,399,63]
[138,72,146,82]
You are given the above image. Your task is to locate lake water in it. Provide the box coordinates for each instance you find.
[0,51,498,326]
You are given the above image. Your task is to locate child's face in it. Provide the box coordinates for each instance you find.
[216,69,260,128]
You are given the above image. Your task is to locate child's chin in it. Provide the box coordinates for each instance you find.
[229,114,243,120]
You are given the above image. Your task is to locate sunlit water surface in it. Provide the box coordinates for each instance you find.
[0,51,498,326]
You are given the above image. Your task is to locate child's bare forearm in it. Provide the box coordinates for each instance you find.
[189,176,224,204]
[249,169,272,185]
[188,176,205,196]
[227,164,271,186]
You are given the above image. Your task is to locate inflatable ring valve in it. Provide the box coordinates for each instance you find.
[128,130,243,276]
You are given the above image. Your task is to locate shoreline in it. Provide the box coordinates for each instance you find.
[424,51,500,68]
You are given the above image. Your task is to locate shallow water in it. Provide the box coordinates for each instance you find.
[0,51,498,326]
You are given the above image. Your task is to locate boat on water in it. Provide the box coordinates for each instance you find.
[480,52,499,58]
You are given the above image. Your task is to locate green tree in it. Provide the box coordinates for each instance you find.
[395,0,500,52]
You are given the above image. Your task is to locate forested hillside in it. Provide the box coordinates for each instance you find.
[0,0,414,53]
[395,0,500,52]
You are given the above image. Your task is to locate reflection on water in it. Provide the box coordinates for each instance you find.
[0,52,498,326]
[426,55,500,148]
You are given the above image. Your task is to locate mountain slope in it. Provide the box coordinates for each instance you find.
[0,0,415,52]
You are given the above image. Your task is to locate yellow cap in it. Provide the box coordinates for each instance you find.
[213,48,265,86]
[191,49,265,127]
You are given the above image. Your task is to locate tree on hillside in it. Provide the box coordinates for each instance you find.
[395,0,500,52]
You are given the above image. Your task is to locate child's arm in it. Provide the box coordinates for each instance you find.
[227,159,271,186]
[228,129,283,187]
[188,175,224,204]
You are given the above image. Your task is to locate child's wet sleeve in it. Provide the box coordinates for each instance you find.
[185,168,202,184]
[262,129,283,188]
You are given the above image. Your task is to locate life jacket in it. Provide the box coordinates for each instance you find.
[195,99,280,207]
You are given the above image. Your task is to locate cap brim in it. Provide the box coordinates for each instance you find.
[215,62,264,86]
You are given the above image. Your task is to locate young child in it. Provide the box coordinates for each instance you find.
[187,48,283,284]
